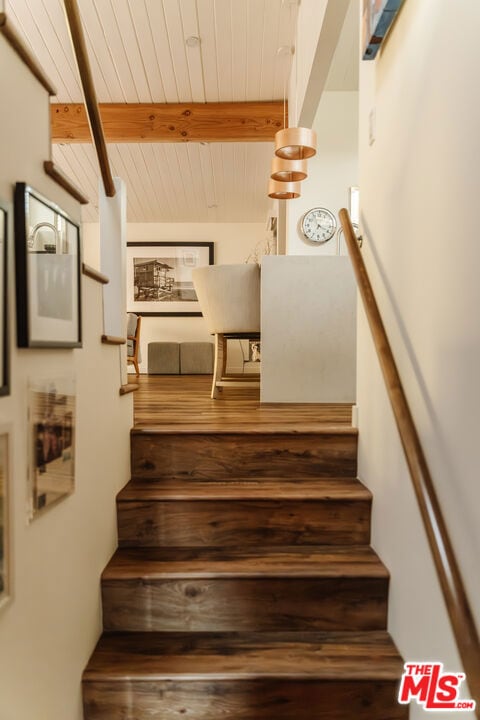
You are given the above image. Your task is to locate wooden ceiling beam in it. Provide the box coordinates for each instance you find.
[51,102,285,143]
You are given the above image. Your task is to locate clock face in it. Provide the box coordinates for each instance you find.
[301,207,337,244]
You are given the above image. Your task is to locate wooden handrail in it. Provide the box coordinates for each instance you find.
[44,161,89,204]
[0,12,56,96]
[339,208,480,714]
[62,0,115,198]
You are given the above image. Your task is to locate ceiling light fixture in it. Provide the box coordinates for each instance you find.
[270,156,307,182]
[268,179,301,200]
[274,126,317,160]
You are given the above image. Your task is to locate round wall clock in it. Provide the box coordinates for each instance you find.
[301,207,337,244]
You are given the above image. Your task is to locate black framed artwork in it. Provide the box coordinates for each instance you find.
[0,201,9,395]
[126,241,214,317]
[14,183,82,348]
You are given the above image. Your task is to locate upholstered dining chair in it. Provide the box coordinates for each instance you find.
[126,313,142,377]
[192,264,260,398]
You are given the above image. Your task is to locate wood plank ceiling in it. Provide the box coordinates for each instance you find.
[6,0,298,223]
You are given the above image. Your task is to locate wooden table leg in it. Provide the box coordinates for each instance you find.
[211,333,225,399]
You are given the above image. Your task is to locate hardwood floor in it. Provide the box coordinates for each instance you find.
[133,374,353,428]
[82,374,406,719]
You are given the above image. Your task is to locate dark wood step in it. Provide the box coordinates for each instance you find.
[117,478,372,547]
[130,427,358,480]
[101,546,388,633]
[83,631,407,719]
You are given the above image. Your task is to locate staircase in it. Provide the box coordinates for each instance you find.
[83,424,408,719]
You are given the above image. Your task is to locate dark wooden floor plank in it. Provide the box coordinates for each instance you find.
[102,545,388,580]
[131,432,357,480]
[118,477,371,501]
[83,633,407,719]
[101,547,388,633]
[117,478,372,547]
[83,679,408,720]
[84,630,404,681]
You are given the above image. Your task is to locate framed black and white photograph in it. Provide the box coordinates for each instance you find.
[126,241,214,316]
[0,200,9,395]
[28,378,76,521]
[14,183,82,348]
[0,428,11,609]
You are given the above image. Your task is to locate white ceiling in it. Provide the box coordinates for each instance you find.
[6,0,357,223]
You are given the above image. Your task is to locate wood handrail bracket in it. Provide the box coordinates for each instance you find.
[0,12,56,95]
[119,383,139,396]
[101,335,126,346]
[63,0,115,197]
[82,263,109,285]
[339,208,480,713]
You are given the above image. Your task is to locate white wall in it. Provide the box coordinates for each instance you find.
[357,0,480,715]
[0,34,132,720]
[84,221,267,374]
[286,91,358,255]
[261,256,356,402]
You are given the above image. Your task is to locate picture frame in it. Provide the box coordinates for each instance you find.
[126,241,214,317]
[14,183,82,348]
[0,200,9,395]
[28,378,76,521]
[0,427,11,610]
[362,0,405,60]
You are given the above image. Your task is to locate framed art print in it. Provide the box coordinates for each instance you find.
[28,378,76,521]
[14,183,82,348]
[126,242,214,316]
[0,200,9,395]
[362,0,406,60]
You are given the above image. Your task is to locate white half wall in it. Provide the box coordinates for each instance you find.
[357,0,480,714]
[261,255,356,403]
[286,91,359,256]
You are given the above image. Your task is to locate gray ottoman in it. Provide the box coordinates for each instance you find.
[148,342,180,374]
[180,342,214,374]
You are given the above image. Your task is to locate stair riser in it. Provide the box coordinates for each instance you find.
[131,432,357,479]
[117,499,371,547]
[102,577,388,632]
[83,679,408,720]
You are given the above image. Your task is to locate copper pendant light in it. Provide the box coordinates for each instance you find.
[268,179,301,200]
[274,126,317,160]
[271,156,308,182]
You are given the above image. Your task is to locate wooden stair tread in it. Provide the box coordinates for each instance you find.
[84,631,404,681]
[118,477,371,502]
[131,424,358,435]
[103,546,388,580]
